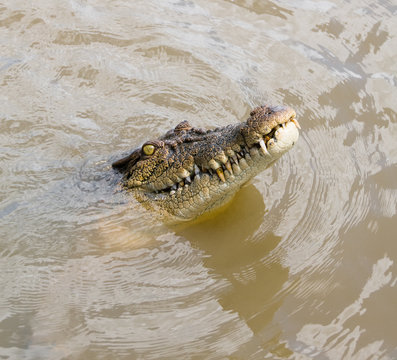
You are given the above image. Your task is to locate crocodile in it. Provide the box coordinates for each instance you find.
[112,105,300,223]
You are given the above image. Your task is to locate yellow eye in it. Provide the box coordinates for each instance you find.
[142,144,155,156]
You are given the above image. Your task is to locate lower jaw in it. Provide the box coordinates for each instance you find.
[137,153,280,222]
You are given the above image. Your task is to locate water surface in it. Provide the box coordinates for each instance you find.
[1,0,397,359]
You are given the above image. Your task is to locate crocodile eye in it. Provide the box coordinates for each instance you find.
[142,144,155,156]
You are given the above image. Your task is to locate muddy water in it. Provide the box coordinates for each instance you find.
[1,0,396,359]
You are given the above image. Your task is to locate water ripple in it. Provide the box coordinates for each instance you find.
[1,0,397,358]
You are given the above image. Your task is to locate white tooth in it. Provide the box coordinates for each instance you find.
[291,118,301,129]
[185,175,191,184]
[239,158,248,170]
[250,147,259,158]
[178,168,190,178]
[171,184,177,190]
[245,153,253,165]
[224,169,233,181]
[170,190,176,195]
[225,160,233,174]
[232,163,241,175]
[216,152,228,164]
[282,123,286,128]
[259,139,269,155]
[194,164,200,175]
[209,159,221,170]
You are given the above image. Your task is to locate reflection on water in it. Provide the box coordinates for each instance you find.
[295,255,396,359]
[1,0,397,358]
[179,186,288,356]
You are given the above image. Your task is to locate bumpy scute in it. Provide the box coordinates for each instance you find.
[113,105,300,222]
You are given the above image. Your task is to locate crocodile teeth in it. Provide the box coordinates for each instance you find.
[259,139,269,155]
[291,118,301,129]
[217,152,228,164]
[239,158,248,170]
[245,153,253,165]
[225,160,233,174]
[216,168,226,182]
[185,175,191,184]
[232,163,241,175]
[194,164,200,175]
[209,159,221,170]
[178,168,191,178]
[226,149,235,157]
[250,147,259,158]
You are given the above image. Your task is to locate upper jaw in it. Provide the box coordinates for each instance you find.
[118,104,300,195]
[142,111,300,194]
[240,105,298,147]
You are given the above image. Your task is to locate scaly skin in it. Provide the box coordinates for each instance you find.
[112,105,300,222]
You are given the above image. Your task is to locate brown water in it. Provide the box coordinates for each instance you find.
[1,0,396,359]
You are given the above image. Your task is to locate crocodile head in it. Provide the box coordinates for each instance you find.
[112,105,300,222]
